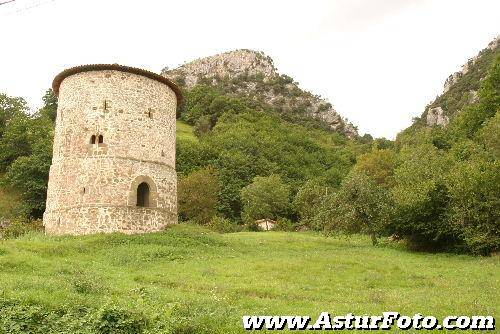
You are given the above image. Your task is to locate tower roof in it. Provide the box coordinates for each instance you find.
[52,64,183,104]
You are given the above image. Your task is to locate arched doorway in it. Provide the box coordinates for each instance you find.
[129,176,158,208]
[136,182,150,207]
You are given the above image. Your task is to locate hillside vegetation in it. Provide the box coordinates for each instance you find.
[164,49,358,137]
[0,187,22,220]
[407,36,499,130]
[0,225,498,333]
[0,38,498,256]
[172,40,499,255]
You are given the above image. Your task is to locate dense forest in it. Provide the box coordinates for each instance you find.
[0,46,498,255]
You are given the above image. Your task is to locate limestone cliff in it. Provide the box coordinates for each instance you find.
[423,35,499,127]
[162,49,358,138]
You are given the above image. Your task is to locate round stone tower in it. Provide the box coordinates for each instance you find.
[43,64,181,235]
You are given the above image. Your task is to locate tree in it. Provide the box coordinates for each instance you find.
[181,85,250,127]
[391,145,458,250]
[0,92,55,217]
[323,172,392,245]
[1,116,53,217]
[479,110,500,159]
[447,159,500,255]
[0,93,28,138]
[354,149,397,187]
[38,89,58,122]
[240,174,290,223]
[0,113,32,171]
[178,167,219,224]
[448,55,500,141]
[292,179,330,229]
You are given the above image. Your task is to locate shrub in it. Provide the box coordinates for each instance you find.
[208,216,241,233]
[178,167,219,225]
[391,145,460,250]
[447,159,500,255]
[193,115,213,136]
[94,306,148,334]
[244,220,260,232]
[0,218,44,239]
[274,217,296,231]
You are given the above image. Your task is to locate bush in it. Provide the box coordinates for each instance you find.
[178,167,219,225]
[274,217,296,231]
[0,218,44,239]
[193,115,213,136]
[94,306,148,334]
[208,216,241,233]
[244,220,260,232]
[391,145,459,250]
[0,298,150,334]
[447,159,500,255]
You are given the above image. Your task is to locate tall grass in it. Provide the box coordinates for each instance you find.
[0,225,498,333]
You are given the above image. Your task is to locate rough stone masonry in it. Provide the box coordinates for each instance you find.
[43,64,181,235]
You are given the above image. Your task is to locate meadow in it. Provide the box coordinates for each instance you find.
[176,120,197,142]
[0,225,498,333]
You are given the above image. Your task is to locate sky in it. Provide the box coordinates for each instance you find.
[1,0,499,139]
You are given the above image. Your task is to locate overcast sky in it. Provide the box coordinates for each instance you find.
[1,0,498,138]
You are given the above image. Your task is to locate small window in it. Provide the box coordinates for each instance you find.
[98,135,104,144]
[90,135,96,144]
[136,182,150,207]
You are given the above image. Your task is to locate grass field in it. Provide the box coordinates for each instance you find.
[0,225,498,333]
[176,120,197,143]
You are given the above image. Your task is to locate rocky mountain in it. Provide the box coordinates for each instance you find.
[162,49,358,138]
[424,36,499,127]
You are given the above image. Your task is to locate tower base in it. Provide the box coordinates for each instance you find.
[43,206,177,235]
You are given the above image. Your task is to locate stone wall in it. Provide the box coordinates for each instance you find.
[44,68,178,235]
[44,206,176,235]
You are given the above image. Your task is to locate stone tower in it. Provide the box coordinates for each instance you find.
[43,64,181,235]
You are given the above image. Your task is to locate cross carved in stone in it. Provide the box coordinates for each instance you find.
[102,100,110,111]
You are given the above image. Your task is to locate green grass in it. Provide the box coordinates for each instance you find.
[176,120,197,142]
[0,225,498,333]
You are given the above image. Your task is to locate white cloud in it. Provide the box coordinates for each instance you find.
[0,0,498,138]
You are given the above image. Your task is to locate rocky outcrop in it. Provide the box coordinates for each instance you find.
[443,72,462,93]
[165,49,276,88]
[443,35,499,93]
[163,49,358,138]
[469,90,479,104]
[426,107,449,127]
[418,35,500,129]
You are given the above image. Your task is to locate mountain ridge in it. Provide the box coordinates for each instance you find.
[162,49,358,138]
[424,35,499,128]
